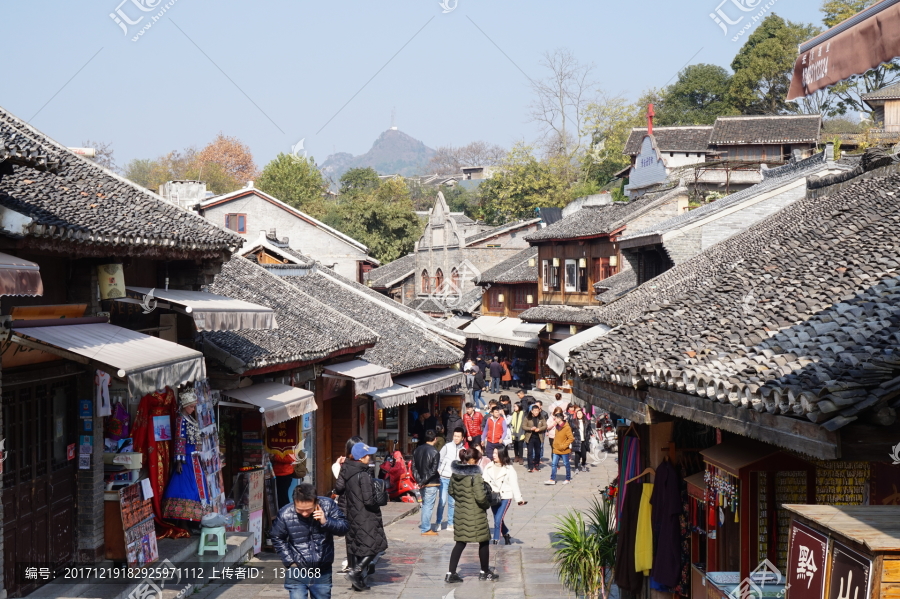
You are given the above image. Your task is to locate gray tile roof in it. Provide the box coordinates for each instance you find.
[284,270,464,374]
[518,304,607,325]
[478,247,538,284]
[0,106,241,256]
[861,81,900,102]
[364,254,416,288]
[624,126,713,156]
[622,151,847,243]
[465,218,541,245]
[451,213,475,224]
[570,169,900,432]
[593,267,637,302]
[201,257,378,372]
[709,115,821,145]
[524,187,683,243]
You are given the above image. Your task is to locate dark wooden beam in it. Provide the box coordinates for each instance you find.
[645,387,840,460]
[573,378,653,424]
[836,423,900,462]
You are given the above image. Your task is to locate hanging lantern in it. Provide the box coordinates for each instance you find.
[97,264,125,300]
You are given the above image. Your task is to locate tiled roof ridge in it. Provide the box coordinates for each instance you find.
[364,253,416,287]
[465,218,541,245]
[715,114,821,120]
[478,246,539,284]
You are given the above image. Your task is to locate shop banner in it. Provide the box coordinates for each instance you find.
[786,521,827,599]
[827,542,871,599]
[265,418,301,458]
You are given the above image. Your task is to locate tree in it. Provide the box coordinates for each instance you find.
[656,64,737,125]
[581,92,643,186]
[729,14,821,114]
[428,141,506,175]
[256,154,328,216]
[529,48,598,163]
[81,140,117,172]
[338,178,422,263]
[339,167,381,196]
[196,134,258,186]
[476,144,570,224]
[821,0,875,26]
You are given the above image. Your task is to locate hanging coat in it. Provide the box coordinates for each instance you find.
[650,459,684,588]
[615,480,645,594]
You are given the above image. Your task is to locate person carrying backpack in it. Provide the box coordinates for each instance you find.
[333,443,388,591]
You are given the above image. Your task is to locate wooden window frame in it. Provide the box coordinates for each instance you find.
[487,287,503,312]
[542,260,549,292]
[421,269,431,293]
[564,259,578,293]
[225,213,247,234]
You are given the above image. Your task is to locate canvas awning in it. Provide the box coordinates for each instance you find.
[513,322,545,338]
[479,317,539,348]
[369,384,418,410]
[0,252,43,297]
[547,325,612,375]
[220,382,316,427]
[323,359,393,395]
[463,315,505,338]
[392,369,465,398]
[123,287,277,332]
[787,0,900,100]
[9,322,205,398]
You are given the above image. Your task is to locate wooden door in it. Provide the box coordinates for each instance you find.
[3,378,77,597]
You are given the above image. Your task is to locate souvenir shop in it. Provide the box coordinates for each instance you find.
[464,334,538,390]
[608,417,877,599]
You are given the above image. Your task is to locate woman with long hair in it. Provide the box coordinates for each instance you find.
[508,402,526,465]
[569,407,594,472]
[445,447,498,583]
[332,436,363,574]
[483,447,526,545]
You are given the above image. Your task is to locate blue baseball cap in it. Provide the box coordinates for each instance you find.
[351,442,378,460]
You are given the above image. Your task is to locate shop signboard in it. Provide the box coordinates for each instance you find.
[826,542,871,599]
[248,509,263,554]
[786,522,828,599]
[247,469,264,513]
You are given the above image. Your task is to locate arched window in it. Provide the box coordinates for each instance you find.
[421,269,430,293]
[434,269,444,293]
[450,268,460,292]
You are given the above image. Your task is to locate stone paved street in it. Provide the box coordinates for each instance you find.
[194,416,617,599]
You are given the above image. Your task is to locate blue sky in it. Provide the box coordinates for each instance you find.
[2,0,825,170]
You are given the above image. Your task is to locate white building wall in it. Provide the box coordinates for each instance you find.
[202,195,368,281]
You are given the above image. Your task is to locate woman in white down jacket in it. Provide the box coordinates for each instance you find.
[482,448,526,545]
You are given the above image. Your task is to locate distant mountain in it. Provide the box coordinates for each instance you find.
[321,129,435,185]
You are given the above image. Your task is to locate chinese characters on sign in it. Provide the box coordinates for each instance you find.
[827,542,871,599]
[786,522,827,599]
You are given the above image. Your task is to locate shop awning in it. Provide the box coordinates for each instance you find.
[0,252,43,297]
[123,287,277,332]
[9,322,205,398]
[443,315,473,329]
[323,359,393,395]
[479,317,539,348]
[547,325,612,375]
[220,382,316,427]
[513,322,545,338]
[787,0,900,100]
[369,384,418,410]
[392,369,465,398]
[463,315,505,338]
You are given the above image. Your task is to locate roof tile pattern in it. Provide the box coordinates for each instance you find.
[709,115,821,145]
[593,267,638,301]
[571,171,900,431]
[202,257,377,371]
[861,81,900,101]
[519,304,607,325]
[465,218,541,245]
[364,254,416,288]
[0,107,240,254]
[285,270,464,374]
[478,247,538,284]
[624,127,713,156]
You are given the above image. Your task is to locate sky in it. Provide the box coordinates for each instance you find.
[1,0,827,171]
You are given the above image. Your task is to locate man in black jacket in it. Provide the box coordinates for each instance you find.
[413,430,442,536]
[270,483,349,599]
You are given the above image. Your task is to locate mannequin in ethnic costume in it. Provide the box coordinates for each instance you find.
[132,387,187,537]
[162,389,209,530]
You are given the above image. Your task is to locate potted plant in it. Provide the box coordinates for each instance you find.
[551,496,617,599]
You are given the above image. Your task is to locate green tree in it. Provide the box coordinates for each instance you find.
[656,64,737,125]
[821,0,875,26]
[476,144,570,224]
[338,178,423,263]
[339,167,381,196]
[256,154,328,216]
[441,184,477,215]
[729,14,821,114]
[581,92,643,186]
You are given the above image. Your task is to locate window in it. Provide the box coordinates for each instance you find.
[450,268,460,293]
[421,269,430,293]
[551,262,561,291]
[488,288,503,311]
[434,269,444,293]
[564,259,578,292]
[542,260,549,292]
[225,213,247,233]
[593,257,614,283]
[513,286,537,310]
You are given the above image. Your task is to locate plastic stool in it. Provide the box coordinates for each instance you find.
[197,526,227,556]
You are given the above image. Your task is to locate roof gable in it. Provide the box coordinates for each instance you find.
[624,126,713,156]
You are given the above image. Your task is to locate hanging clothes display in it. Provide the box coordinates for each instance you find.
[95,370,112,417]
[635,482,655,575]
[650,459,683,588]
[132,387,183,536]
[618,434,641,523]
[162,389,209,523]
[615,480,645,594]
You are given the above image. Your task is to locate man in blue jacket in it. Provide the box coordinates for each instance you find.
[270,483,349,599]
